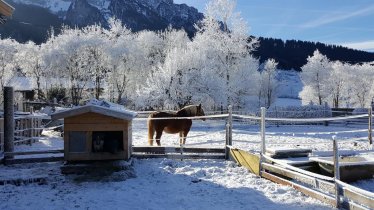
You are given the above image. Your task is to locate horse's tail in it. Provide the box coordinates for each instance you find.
[147,114,155,146]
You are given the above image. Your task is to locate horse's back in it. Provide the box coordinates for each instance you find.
[149,111,177,119]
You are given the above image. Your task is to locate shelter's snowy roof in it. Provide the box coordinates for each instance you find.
[50,105,137,121]
[8,76,34,91]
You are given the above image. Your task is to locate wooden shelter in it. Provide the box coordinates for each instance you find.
[0,0,14,24]
[51,105,137,162]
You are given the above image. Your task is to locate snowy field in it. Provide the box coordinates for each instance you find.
[1,118,373,210]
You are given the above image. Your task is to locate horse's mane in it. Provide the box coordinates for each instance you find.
[177,105,198,117]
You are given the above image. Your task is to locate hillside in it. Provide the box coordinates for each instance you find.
[254,37,374,71]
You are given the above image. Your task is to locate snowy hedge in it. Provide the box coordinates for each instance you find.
[352,108,368,115]
[266,105,332,119]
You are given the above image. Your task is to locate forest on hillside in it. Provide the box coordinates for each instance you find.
[254,37,374,71]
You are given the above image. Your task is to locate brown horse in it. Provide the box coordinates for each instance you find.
[147,104,205,146]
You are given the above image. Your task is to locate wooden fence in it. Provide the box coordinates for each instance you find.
[229,108,374,209]
[0,115,43,152]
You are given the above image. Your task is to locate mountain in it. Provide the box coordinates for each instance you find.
[0,0,373,70]
[2,0,202,38]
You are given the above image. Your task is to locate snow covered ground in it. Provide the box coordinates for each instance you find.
[1,118,373,210]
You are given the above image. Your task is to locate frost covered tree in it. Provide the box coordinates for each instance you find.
[260,58,278,108]
[105,19,134,103]
[191,0,258,108]
[137,0,259,110]
[47,27,91,105]
[136,29,192,109]
[300,50,332,105]
[347,63,374,107]
[326,61,348,108]
[0,38,18,104]
[16,41,49,100]
[80,25,109,99]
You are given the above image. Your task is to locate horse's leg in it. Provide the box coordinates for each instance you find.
[148,128,154,146]
[155,130,163,146]
[179,132,184,145]
[147,119,155,146]
[181,128,190,145]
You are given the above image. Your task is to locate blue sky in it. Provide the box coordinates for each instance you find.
[175,0,374,51]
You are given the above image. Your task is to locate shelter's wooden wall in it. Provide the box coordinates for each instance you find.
[64,112,130,161]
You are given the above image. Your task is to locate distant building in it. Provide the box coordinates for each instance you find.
[0,0,14,24]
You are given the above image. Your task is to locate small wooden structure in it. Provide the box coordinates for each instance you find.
[0,0,14,24]
[51,105,137,162]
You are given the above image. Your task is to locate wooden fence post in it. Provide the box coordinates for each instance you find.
[260,107,266,155]
[225,123,230,160]
[333,137,341,208]
[228,105,233,146]
[4,87,14,160]
[368,104,372,145]
[225,105,233,160]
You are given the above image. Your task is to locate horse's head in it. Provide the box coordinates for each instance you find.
[177,104,205,121]
[196,104,205,121]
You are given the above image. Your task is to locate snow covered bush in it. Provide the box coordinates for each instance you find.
[267,104,332,119]
[352,108,368,115]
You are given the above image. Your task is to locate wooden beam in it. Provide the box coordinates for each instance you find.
[4,156,64,165]
[4,149,63,157]
[0,1,14,17]
[132,146,225,154]
[261,171,336,207]
[132,154,225,159]
[342,187,374,209]
[0,177,47,186]
[262,163,335,194]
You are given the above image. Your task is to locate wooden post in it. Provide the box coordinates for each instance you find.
[275,106,279,127]
[225,105,233,160]
[225,123,230,160]
[368,104,372,145]
[228,105,233,146]
[260,107,266,155]
[4,87,14,160]
[333,137,341,208]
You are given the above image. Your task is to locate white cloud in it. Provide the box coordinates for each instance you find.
[301,5,374,28]
[341,40,374,52]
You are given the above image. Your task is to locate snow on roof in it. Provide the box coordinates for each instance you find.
[51,104,137,121]
[8,76,35,91]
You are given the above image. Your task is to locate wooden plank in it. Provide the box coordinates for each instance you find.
[66,151,127,161]
[261,171,336,207]
[65,112,127,124]
[4,149,63,156]
[0,177,47,186]
[262,163,335,194]
[65,124,125,131]
[4,156,64,165]
[132,146,225,154]
[266,148,312,157]
[0,1,14,17]
[230,148,260,175]
[132,153,225,159]
[342,187,374,209]
[341,199,370,210]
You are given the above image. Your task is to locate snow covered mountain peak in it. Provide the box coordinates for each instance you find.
[11,0,203,35]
